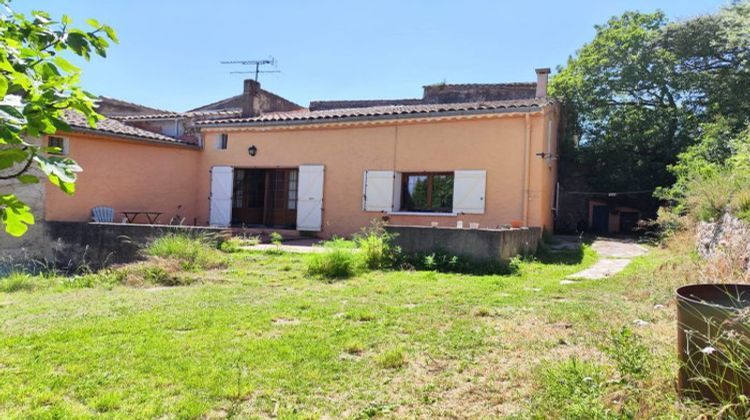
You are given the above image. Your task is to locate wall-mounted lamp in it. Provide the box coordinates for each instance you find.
[248,145,258,156]
[536,152,558,160]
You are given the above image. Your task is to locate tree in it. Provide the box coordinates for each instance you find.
[551,2,750,198]
[0,0,117,236]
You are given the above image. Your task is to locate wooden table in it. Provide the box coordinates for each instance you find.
[121,211,162,224]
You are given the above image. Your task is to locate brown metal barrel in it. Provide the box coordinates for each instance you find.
[676,284,750,402]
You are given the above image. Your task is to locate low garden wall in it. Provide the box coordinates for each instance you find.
[1,222,228,271]
[385,225,541,262]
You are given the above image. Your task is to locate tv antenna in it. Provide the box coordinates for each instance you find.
[220,56,280,81]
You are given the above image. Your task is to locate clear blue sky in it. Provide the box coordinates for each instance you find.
[20,1,727,111]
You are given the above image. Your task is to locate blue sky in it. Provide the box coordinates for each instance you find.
[20,1,727,111]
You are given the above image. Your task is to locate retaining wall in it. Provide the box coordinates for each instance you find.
[385,225,541,262]
[1,222,228,270]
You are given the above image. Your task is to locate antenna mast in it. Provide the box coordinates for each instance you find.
[220,56,280,81]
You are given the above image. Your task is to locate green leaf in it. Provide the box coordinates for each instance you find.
[0,148,29,170]
[0,104,23,119]
[53,56,79,74]
[66,32,90,58]
[0,194,35,237]
[102,25,119,43]
[0,75,7,98]
[18,174,39,184]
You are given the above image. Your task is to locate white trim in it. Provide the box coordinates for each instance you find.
[387,211,457,217]
[47,135,69,155]
[215,133,228,150]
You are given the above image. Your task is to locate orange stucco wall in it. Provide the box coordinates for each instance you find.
[44,133,201,225]
[199,107,558,237]
[44,106,559,238]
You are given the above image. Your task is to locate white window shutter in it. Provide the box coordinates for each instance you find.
[297,165,325,231]
[362,170,394,212]
[452,170,486,214]
[392,172,402,212]
[209,166,233,226]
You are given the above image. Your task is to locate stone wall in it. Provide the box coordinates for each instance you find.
[0,151,46,261]
[696,213,750,269]
[385,225,541,262]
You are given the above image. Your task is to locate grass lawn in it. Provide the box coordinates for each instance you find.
[0,240,703,418]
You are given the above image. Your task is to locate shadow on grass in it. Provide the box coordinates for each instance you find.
[535,242,586,265]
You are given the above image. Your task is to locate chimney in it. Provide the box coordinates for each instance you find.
[535,68,551,98]
[242,79,262,117]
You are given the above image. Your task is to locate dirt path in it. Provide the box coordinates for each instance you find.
[564,238,648,282]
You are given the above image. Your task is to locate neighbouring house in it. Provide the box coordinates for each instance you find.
[1,68,559,254]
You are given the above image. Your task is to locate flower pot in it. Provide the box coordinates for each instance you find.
[676,283,750,402]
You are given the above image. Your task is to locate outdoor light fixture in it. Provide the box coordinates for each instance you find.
[248,145,257,156]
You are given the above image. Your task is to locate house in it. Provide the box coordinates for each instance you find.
[6,68,560,247]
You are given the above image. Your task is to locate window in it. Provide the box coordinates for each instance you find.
[287,170,298,210]
[401,172,454,212]
[232,170,245,208]
[216,133,228,150]
[47,136,67,155]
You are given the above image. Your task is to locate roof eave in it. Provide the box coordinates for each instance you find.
[197,104,549,129]
[69,127,200,148]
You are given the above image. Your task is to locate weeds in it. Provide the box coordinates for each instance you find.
[377,347,407,369]
[530,358,610,418]
[0,272,38,293]
[307,248,361,280]
[269,232,283,246]
[145,234,226,271]
[604,326,650,382]
[354,221,399,269]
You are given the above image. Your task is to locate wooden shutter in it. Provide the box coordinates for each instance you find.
[362,170,395,212]
[209,166,233,226]
[297,165,325,231]
[452,170,486,214]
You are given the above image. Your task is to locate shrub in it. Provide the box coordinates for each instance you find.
[269,232,283,246]
[219,237,244,253]
[732,189,750,222]
[145,234,226,271]
[307,248,361,280]
[685,172,735,222]
[354,221,399,269]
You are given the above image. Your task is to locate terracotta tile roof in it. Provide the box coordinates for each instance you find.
[62,110,196,146]
[309,98,423,111]
[422,82,536,88]
[111,109,242,121]
[197,98,552,127]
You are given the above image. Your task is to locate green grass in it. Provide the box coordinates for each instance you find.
[0,240,712,417]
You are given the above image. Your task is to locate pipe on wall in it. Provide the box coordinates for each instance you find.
[522,113,531,225]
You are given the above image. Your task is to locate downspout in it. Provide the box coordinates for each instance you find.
[522,113,531,226]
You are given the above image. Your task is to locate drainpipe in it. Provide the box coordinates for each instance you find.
[522,113,531,226]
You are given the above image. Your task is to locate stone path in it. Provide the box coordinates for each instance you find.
[563,238,648,283]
